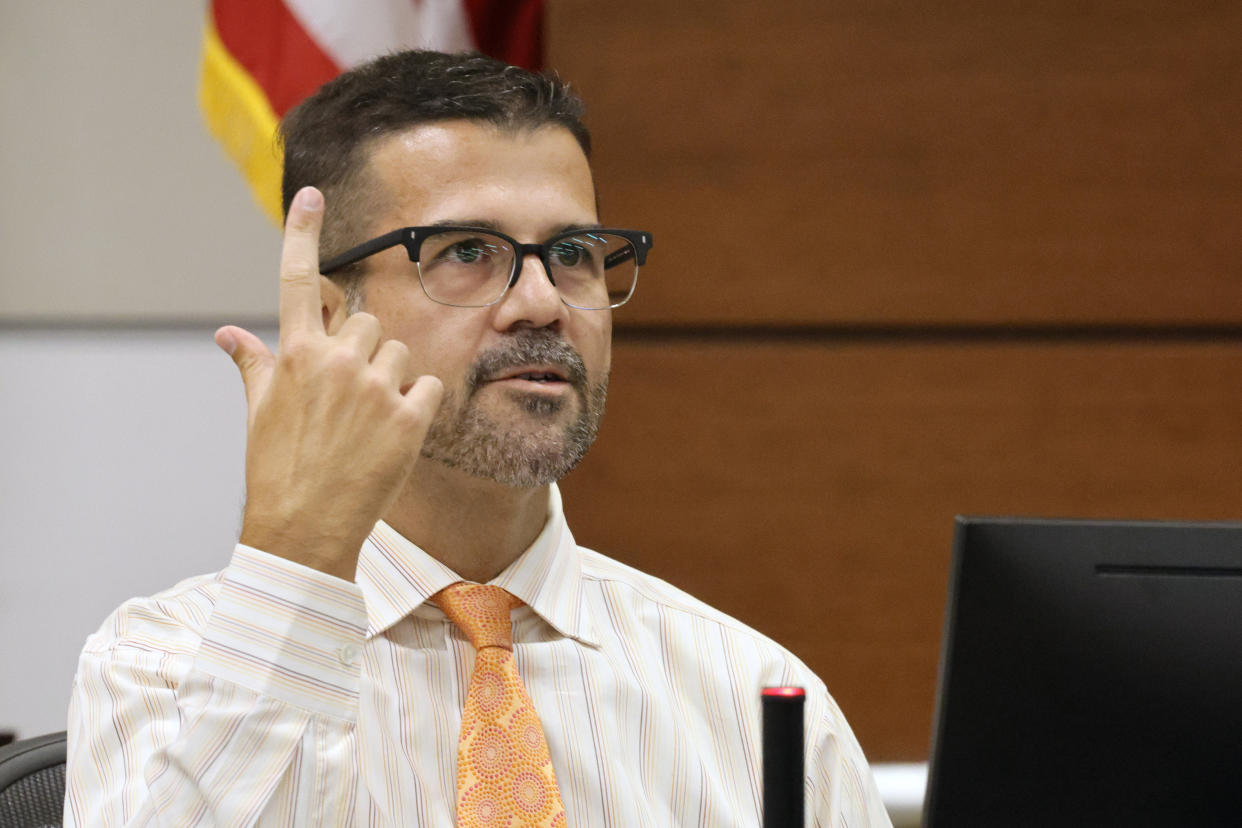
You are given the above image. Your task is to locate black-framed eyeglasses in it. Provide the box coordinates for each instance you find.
[320,226,654,310]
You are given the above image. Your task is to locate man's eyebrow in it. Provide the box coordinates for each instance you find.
[428,218,505,232]
[554,222,605,235]
[426,219,605,236]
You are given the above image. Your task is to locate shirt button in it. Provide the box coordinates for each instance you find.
[338,643,361,665]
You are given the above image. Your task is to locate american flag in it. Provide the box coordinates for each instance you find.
[199,0,544,223]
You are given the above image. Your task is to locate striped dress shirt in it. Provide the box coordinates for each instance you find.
[66,485,891,826]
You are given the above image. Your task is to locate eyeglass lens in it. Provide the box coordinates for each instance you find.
[415,230,639,309]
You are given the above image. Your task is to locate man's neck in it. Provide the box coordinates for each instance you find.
[380,461,551,583]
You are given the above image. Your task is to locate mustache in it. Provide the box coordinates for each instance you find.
[466,331,589,392]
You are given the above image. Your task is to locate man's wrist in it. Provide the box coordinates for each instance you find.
[240,519,363,581]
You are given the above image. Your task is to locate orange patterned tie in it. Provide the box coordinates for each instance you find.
[432,582,567,827]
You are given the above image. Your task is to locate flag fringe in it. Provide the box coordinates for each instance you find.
[198,15,284,226]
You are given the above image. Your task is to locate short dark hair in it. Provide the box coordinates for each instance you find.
[279,49,591,298]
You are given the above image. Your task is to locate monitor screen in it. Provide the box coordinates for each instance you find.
[924,517,1242,827]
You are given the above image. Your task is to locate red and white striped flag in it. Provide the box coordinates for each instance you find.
[199,0,544,224]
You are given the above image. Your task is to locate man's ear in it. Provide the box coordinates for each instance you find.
[320,276,351,334]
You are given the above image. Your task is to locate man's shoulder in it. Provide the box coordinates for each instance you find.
[574,545,724,616]
[574,545,821,680]
[81,570,226,658]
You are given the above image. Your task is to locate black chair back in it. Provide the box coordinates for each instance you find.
[0,731,68,828]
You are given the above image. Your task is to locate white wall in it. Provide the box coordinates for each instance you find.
[0,0,283,737]
[1,1,278,321]
[0,324,277,737]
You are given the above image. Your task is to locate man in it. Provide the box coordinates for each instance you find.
[67,50,890,826]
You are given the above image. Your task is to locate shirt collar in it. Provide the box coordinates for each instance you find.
[355,483,599,647]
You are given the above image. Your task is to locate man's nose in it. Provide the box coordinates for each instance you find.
[492,253,567,330]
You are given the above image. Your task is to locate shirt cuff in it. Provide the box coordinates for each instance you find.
[196,544,368,720]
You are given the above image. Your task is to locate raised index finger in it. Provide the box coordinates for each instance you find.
[278,186,326,339]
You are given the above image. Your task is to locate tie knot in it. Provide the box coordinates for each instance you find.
[432,583,521,650]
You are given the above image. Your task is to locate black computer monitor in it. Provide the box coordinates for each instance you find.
[924,517,1242,827]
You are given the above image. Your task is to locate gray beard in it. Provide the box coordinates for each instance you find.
[419,331,608,488]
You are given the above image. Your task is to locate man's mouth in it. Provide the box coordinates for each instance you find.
[466,332,589,395]
[489,366,570,384]
[514,372,563,382]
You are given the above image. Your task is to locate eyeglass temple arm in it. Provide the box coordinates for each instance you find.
[604,248,635,270]
[320,229,409,275]
[603,232,653,269]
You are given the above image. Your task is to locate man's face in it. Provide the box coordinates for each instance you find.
[352,121,611,488]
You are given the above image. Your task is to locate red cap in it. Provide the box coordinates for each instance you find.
[761,686,806,697]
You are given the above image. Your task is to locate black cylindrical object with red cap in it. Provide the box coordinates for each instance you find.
[762,686,805,828]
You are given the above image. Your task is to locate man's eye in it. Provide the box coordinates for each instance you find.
[551,242,588,267]
[447,240,491,263]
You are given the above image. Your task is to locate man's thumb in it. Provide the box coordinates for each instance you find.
[214,326,274,408]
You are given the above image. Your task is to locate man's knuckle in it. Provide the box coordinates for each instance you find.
[287,214,318,233]
[281,259,316,280]
[278,340,311,367]
[384,340,410,363]
[395,402,426,430]
[356,312,383,335]
[361,370,391,396]
[326,347,360,376]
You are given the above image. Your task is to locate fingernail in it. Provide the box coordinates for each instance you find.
[297,187,323,211]
[217,330,237,355]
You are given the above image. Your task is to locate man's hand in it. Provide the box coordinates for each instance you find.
[214,187,443,580]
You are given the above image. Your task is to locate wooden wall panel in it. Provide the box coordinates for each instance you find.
[547,0,1242,326]
[558,340,1242,759]
[547,0,1242,764]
